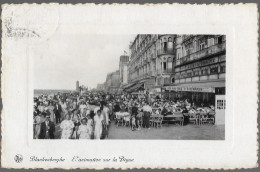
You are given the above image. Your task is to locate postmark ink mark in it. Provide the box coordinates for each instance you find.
[4,13,40,39]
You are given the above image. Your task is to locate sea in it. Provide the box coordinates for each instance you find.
[34,89,74,97]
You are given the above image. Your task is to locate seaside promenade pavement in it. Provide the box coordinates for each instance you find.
[53,121,225,140]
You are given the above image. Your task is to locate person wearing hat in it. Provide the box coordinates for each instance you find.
[38,113,55,139]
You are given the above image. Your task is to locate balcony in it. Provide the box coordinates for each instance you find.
[156,69,173,75]
[180,41,226,65]
[158,49,175,56]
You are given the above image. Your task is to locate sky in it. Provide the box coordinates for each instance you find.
[33,34,135,90]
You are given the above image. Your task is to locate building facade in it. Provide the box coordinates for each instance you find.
[105,70,120,94]
[165,35,226,105]
[119,55,129,86]
[125,34,176,95]
[98,34,226,106]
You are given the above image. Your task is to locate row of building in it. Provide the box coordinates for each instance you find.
[97,34,226,105]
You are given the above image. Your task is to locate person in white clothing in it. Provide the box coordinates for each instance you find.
[93,110,104,139]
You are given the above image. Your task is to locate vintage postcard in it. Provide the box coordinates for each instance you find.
[1,3,258,169]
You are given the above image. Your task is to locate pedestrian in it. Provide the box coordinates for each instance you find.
[131,102,138,129]
[54,102,62,124]
[38,113,56,139]
[93,110,104,139]
[60,114,74,139]
[71,109,80,139]
[142,102,152,129]
[77,118,91,139]
[47,101,55,123]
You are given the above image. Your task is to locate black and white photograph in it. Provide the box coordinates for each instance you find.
[33,34,226,140]
[2,4,257,169]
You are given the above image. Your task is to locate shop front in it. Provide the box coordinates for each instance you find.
[164,81,225,106]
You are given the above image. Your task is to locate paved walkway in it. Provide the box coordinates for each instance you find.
[53,121,225,140]
[107,122,225,140]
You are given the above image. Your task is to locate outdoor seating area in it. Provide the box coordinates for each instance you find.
[113,106,216,130]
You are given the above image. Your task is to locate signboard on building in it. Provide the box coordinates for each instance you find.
[149,88,161,94]
[165,86,215,93]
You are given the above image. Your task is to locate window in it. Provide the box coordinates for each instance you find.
[187,70,192,77]
[220,63,226,73]
[168,37,172,42]
[175,73,180,79]
[217,100,226,109]
[210,64,219,74]
[171,78,175,83]
[181,72,187,78]
[193,40,197,52]
[217,36,223,44]
[199,43,205,50]
[207,38,215,47]
[167,61,172,73]
[193,68,200,76]
[163,62,167,71]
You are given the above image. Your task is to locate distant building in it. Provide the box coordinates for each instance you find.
[76,81,79,91]
[119,55,129,86]
[96,83,105,91]
[105,70,120,94]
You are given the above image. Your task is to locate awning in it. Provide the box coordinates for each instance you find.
[127,83,144,93]
[164,81,225,93]
[123,83,136,89]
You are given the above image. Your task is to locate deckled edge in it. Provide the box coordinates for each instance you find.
[0,2,259,170]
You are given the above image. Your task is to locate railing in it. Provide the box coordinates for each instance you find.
[158,49,175,56]
[162,69,173,74]
[180,42,226,65]
[156,69,173,74]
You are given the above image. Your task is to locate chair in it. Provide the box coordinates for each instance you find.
[124,115,131,127]
[115,112,124,127]
[171,112,184,126]
[208,111,215,124]
[188,113,198,125]
[149,115,155,127]
[137,113,143,128]
[153,115,164,128]
[201,111,215,124]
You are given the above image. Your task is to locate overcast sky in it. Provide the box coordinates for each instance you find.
[33,34,135,90]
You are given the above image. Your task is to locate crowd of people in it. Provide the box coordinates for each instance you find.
[33,91,215,139]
